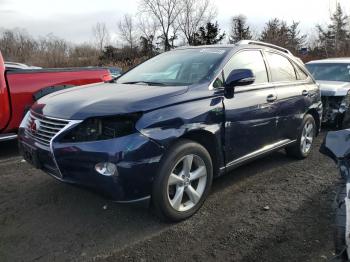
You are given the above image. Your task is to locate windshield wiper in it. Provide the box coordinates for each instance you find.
[121,81,167,86]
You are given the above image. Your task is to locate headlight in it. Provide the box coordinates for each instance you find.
[61,113,141,142]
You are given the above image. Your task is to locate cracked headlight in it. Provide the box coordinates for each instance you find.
[61,113,141,142]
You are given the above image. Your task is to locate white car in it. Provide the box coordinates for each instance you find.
[306,58,350,128]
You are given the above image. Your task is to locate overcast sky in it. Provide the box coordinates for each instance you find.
[0,0,349,44]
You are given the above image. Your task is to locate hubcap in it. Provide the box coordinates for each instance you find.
[300,121,314,154]
[167,154,207,212]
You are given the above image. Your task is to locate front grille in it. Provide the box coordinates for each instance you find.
[25,111,70,146]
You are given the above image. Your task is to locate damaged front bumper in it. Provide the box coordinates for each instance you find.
[322,93,350,126]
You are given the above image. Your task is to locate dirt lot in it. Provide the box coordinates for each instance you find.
[0,134,340,262]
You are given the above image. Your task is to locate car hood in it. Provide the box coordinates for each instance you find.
[32,82,189,120]
[317,80,350,96]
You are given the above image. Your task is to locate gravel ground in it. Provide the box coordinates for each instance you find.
[0,134,340,262]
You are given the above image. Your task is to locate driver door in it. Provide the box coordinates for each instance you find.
[221,50,278,164]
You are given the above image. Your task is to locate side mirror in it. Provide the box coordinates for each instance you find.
[224,69,255,99]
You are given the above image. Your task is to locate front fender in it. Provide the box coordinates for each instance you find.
[135,97,225,149]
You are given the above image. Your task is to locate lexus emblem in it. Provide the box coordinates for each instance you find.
[29,119,41,134]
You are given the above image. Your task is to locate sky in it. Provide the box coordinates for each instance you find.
[0,0,349,44]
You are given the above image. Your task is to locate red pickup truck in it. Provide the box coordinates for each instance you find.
[0,51,112,141]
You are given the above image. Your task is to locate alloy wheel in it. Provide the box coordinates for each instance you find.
[167,154,207,212]
[300,121,314,154]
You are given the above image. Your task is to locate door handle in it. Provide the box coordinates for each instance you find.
[266,94,277,103]
[302,90,309,96]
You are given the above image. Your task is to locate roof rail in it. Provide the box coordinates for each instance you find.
[236,40,292,55]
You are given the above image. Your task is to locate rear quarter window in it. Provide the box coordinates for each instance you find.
[294,65,309,80]
[265,52,297,82]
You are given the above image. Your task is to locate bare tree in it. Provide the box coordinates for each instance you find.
[138,16,159,43]
[118,14,138,49]
[0,29,37,63]
[139,0,183,51]
[138,16,159,55]
[92,22,110,51]
[37,34,71,67]
[177,0,216,45]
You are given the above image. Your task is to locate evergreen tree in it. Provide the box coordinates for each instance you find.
[193,22,225,46]
[260,18,305,54]
[317,3,350,57]
[287,21,306,54]
[229,15,252,43]
[260,18,289,47]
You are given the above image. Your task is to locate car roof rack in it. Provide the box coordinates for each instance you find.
[236,40,293,55]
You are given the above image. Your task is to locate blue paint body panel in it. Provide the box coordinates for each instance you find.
[18,44,322,202]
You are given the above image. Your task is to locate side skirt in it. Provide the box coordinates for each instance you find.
[220,139,297,174]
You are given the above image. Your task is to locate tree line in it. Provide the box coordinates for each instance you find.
[0,0,349,70]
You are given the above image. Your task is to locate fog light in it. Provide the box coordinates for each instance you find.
[95,162,118,176]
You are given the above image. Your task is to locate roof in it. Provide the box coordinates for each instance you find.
[306,58,350,64]
[175,40,294,57]
[175,44,236,50]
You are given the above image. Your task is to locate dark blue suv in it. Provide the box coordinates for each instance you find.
[18,41,322,221]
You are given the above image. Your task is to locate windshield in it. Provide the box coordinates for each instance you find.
[306,63,350,82]
[117,48,229,86]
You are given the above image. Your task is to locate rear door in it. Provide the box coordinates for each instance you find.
[221,49,278,163]
[264,51,309,141]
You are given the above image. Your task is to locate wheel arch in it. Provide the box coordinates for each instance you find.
[179,129,224,177]
[306,108,321,136]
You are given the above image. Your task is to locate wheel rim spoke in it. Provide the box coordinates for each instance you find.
[190,166,206,181]
[182,155,193,176]
[185,185,200,204]
[168,173,184,186]
[170,186,184,210]
[306,124,313,135]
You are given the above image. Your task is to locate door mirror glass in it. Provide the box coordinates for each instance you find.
[225,69,255,88]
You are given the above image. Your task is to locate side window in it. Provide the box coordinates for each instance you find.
[265,52,297,82]
[294,64,309,80]
[213,72,224,88]
[223,50,268,85]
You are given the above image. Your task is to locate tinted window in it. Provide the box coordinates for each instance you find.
[305,63,350,82]
[223,50,268,84]
[265,52,297,82]
[118,48,229,86]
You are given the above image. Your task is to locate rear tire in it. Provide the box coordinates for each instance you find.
[152,139,213,222]
[285,114,316,159]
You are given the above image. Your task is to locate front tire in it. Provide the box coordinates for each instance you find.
[286,114,316,159]
[152,139,213,222]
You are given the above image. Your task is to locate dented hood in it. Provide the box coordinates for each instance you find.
[317,80,350,96]
[32,82,189,120]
